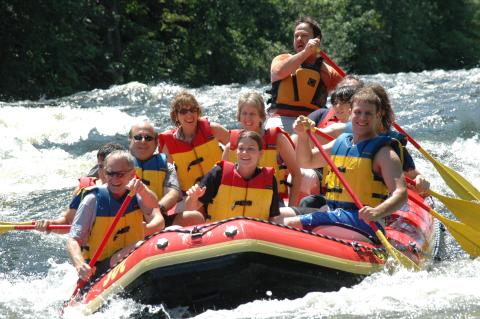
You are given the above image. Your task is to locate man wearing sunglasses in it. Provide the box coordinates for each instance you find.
[129,121,204,227]
[67,150,164,282]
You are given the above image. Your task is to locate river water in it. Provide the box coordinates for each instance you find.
[1,68,479,318]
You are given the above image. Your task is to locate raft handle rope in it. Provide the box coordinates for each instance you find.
[87,216,430,291]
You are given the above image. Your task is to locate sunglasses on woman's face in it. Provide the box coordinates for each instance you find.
[133,134,154,142]
[177,108,198,115]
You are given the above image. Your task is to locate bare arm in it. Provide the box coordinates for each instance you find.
[160,187,181,211]
[222,142,231,161]
[293,116,333,169]
[128,179,159,209]
[320,122,347,139]
[276,133,301,205]
[271,38,320,82]
[210,122,230,145]
[184,184,206,211]
[67,237,93,281]
[405,169,430,194]
[143,207,165,235]
[359,147,407,222]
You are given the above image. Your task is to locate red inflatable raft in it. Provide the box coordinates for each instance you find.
[68,190,443,315]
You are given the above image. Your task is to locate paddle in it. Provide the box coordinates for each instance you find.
[393,122,480,201]
[0,224,70,235]
[0,220,34,225]
[305,129,420,271]
[313,127,335,142]
[68,190,134,303]
[406,189,480,257]
[406,177,480,233]
[317,49,346,77]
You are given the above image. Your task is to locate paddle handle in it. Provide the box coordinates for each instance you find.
[317,50,346,77]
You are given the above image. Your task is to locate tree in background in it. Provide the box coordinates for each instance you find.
[0,0,478,100]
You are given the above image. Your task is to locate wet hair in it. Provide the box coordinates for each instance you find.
[295,16,322,39]
[330,85,357,106]
[97,142,126,161]
[105,150,135,170]
[236,92,266,126]
[364,83,395,131]
[238,131,263,151]
[351,87,382,116]
[169,91,203,127]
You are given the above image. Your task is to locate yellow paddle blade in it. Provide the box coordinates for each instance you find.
[375,229,421,271]
[0,221,33,225]
[418,147,480,201]
[426,207,480,257]
[0,225,16,234]
[428,189,480,233]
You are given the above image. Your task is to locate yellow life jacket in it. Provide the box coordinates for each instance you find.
[208,161,274,222]
[159,118,223,192]
[227,128,292,196]
[269,58,328,115]
[81,186,144,262]
[133,153,167,199]
[324,133,394,211]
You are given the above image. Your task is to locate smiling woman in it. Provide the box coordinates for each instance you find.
[158,91,230,193]
[183,131,295,224]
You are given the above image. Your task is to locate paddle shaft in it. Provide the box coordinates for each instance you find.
[69,192,134,299]
[317,50,346,77]
[314,127,334,142]
[12,225,70,231]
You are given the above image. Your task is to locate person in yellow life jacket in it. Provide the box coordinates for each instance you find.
[283,88,407,242]
[184,131,296,224]
[158,91,229,208]
[34,142,126,233]
[265,16,343,135]
[129,120,204,227]
[66,150,164,282]
[221,92,302,206]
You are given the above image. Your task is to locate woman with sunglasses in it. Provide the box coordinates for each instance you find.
[159,91,229,198]
[222,92,302,206]
[185,131,294,223]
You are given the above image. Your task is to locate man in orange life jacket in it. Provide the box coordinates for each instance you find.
[66,150,164,281]
[265,16,343,134]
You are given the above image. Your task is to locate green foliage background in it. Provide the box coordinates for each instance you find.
[1,0,479,100]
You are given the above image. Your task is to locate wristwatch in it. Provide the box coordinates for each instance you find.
[159,204,167,215]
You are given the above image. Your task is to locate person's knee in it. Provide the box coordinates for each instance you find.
[173,210,205,227]
[299,195,326,208]
[283,216,302,228]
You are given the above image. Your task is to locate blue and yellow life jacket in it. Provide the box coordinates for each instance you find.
[227,127,291,196]
[159,118,223,192]
[324,133,394,210]
[269,58,328,116]
[208,161,274,222]
[81,186,144,262]
[133,153,167,199]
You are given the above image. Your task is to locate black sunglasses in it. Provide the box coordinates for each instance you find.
[177,108,198,115]
[105,170,131,178]
[133,134,154,142]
